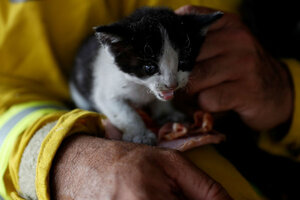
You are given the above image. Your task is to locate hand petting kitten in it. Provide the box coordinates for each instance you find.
[176,5,294,131]
[70,7,222,144]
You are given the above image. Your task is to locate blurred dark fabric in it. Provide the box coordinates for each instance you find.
[241,0,300,60]
[214,112,300,200]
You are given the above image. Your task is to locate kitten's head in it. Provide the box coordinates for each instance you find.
[94,7,222,101]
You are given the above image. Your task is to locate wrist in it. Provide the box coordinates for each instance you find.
[269,60,294,130]
[259,60,294,138]
[50,134,104,199]
[271,59,294,130]
[260,58,293,131]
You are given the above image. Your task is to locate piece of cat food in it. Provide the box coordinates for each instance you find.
[202,112,214,132]
[158,131,225,152]
[159,123,188,141]
[159,111,214,140]
[157,111,225,151]
[190,111,213,132]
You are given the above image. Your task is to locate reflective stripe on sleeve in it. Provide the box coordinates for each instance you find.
[0,102,67,200]
[0,105,65,148]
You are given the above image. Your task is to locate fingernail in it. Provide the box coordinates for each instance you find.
[175,5,193,14]
[175,7,185,14]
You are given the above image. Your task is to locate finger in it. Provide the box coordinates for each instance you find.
[132,160,183,200]
[187,55,240,94]
[175,5,217,15]
[196,28,249,62]
[197,81,240,113]
[163,151,232,200]
[196,30,226,62]
[175,5,232,31]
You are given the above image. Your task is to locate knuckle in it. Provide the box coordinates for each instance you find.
[217,91,229,109]
[206,181,230,199]
[199,86,233,112]
[193,61,215,81]
[210,181,223,192]
[164,149,183,163]
[198,92,218,112]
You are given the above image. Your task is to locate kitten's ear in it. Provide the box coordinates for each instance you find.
[181,11,223,35]
[93,24,128,44]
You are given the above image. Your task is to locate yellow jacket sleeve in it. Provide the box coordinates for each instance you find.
[0,0,263,200]
[259,59,300,160]
[0,1,120,199]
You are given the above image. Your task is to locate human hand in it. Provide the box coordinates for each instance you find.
[50,134,232,200]
[176,5,294,131]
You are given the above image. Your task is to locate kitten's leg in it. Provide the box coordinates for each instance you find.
[150,100,186,125]
[97,98,156,145]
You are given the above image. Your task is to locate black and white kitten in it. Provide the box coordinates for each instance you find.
[70,7,222,144]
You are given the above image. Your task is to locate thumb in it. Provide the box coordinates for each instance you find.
[175,5,217,15]
[164,152,232,200]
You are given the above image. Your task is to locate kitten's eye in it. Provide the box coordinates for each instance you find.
[143,65,158,75]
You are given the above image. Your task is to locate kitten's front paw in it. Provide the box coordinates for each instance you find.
[122,130,157,145]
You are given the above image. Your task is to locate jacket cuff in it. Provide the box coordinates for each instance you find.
[0,101,67,200]
[19,121,58,200]
[281,59,300,151]
[259,59,300,159]
[35,109,105,200]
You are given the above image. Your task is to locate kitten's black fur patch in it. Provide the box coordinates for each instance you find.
[72,7,222,102]
[95,7,222,77]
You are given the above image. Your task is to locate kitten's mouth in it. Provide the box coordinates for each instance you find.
[158,90,174,101]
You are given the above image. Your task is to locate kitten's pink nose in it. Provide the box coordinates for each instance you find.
[165,82,178,90]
